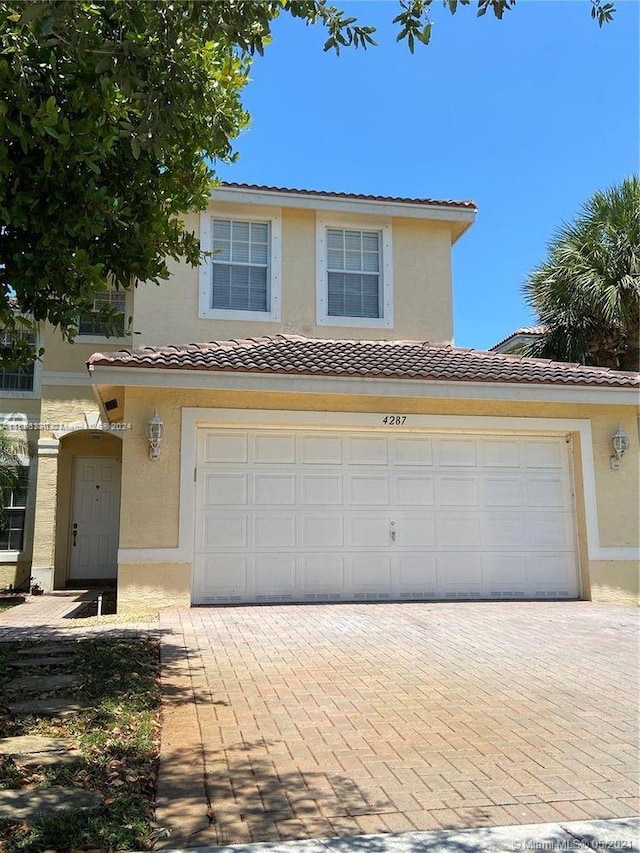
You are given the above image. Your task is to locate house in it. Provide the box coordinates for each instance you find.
[489,326,546,355]
[1,183,638,609]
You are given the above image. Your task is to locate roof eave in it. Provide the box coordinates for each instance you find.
[88,364,639,406]
[211,185,477,229]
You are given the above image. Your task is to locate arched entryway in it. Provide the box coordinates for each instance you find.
[53,430,122,588]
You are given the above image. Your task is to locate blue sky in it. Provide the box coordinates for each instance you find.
[215,1,639,349]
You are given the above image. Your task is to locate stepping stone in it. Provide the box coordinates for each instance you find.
[0,786,103,821]
[8,698,87,717]
[9,656,78,668]
[18,644,76,657]
[0,735,77,755]
[3,673,82,694]
[15,749,84,767]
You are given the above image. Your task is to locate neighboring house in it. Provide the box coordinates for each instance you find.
[1,183,638,608]
[490,326,546,355]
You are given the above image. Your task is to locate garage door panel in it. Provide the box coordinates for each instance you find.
[301,434,343,464]
[527,477,567,507]
[193,427,578,604]
[438,438,477,467]
[255,515,296,547]
[302,515,344,547]
[438,476,479,506]
[254,473,296,505]
[255,556,296,594]
[394,437,433,466]
[483,554,527,595]
[349,515,390,547]
[302,475,343,505]
[480,438,521,468]
[526,513,573,549]
[436,515,481,547]
[524,439,564,469]
[483,476,523,506]
[398,517,436,547]
[199,514,247,548]
[300,555,345,593]
[349,436,388,465]
[202,431,248,464]
[349,475,390,505]
[254,433,296,464]
[352,555,392,593]
[527,554,577,596]
[483,513,525,548]
[203,472,248,505]
[397,555,437,593]
[438,553,482,595]
[394,475,434,505]
[197,555,248,597]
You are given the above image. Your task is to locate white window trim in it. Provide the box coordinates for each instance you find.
[0,327,42,398]
[199,209,282,322]
[76,289,130,343]
[316,214,393,329]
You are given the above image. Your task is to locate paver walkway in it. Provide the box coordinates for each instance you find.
[154,602,640,849]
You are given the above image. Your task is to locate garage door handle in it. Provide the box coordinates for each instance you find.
[390,521,396,543]
[72,523,78,547]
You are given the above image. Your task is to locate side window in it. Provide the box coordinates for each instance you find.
[199,211,282,322]
[0,329,36,392]
[78,291,127,337]
[316,217,393,329]
[0,467,28,552]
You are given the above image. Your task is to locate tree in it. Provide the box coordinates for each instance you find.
[523,176,640,372]
[0,0,617,365]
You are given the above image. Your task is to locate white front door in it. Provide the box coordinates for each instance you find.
[193,428,579,604]
[69,457,121,579]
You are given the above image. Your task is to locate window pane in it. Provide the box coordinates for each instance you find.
[344,230,362,252]
[328,272,379,318]
[211,219,270,312]
[362,232,379,252]
[327,248,344,270]
[327,230,344,250]
[212,264,232,308]
[231,220,250,243]
[345,250,362,272]
[362,250,379,273]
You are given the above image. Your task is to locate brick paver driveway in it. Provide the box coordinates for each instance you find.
[156,602,639,848]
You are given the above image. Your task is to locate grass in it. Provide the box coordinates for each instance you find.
[0,638,161,852]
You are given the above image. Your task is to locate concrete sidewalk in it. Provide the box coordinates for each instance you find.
[154,817,639,851]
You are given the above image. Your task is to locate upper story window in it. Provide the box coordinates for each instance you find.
[327,229,381,319]
[0,467,28,552]
[78,290,126,338]
[0,329,36,393]
[199,210,281,322]
[316,216,393,329]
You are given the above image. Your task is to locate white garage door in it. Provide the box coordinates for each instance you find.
[193,428,579,604]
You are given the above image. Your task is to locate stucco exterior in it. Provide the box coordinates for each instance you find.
[1,183,637,610]
[111,385,638,610]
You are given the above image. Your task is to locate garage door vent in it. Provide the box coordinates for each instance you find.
[255,594,294,602]
[304,593,342,601]
[401,592,435,600]
[204,595,244,603]
[354,592,391,600]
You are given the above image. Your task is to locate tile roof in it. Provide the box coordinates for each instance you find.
[219,182,477,211]
[88,335,639,389]
[489,325,547,351]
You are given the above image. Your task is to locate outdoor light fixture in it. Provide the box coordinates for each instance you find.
[146,410,164,460]
[610,426,629,470]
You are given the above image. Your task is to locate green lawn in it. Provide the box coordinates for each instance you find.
[0,638,161,852]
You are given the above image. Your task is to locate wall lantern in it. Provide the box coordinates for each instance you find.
[610,426,629,470]
[146,410,164,460]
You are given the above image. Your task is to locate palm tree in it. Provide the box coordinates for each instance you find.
[523,176,640,371]
[0,425,21,533]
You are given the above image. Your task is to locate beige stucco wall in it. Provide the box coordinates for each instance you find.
[115,386,639,610]
[132,205,455,347]
[117,562,191,611]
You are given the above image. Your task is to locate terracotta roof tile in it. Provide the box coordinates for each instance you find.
[489,325,547,351]
[87,335,639,389]
[219,182,476,211]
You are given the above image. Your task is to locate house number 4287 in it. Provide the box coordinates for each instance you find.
[382,416,407,425]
